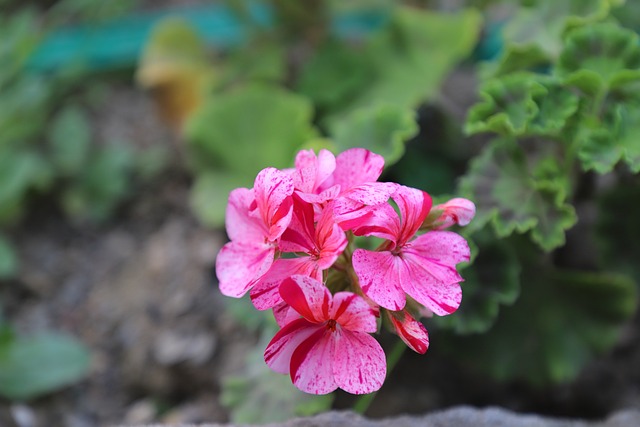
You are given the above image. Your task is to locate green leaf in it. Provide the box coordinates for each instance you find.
[185,84,317,176]
[577,100,640,174]
[458,139,577,251]
[220,333,333,423]
[48,105,91,175]
[557,23,640,89]
[0,332,91,400]
[466,73,546,137]
[0,234,18,279]
[0,146,53,224]
[330,103,418,167]
[296,39,374,114]
[596,179,640,283]
[434,231,521,334]
[327,7,481,124]
[467,73,579,138]
[501,0,617,60]
[190,171,250,228]
[442,261,637,386]
[61,144,134,222]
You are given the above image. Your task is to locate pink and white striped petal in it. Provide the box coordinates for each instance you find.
[388,310,430,354]
[216,241,274,298]
[323,148,385,191]
[332,329,386,395]
[264,318,321,374]
[293,149,336,194]
[433,198,476,229]
[250,258,320,310]
[330,292,378,333]
[224,187,264,243]
[399,251,463,316]
[253,167,295,241]
[352,249,407,311]
[409,231,471,272]
[391,185,432,246]
[290,328,338,395]
[279,275,331,323]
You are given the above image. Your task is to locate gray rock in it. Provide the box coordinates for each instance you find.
[115,406,640,427]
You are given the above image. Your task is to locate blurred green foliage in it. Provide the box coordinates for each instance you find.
[0,0,153,402]
[165,3,482,228]
[0,326,91,401]
[450,0,639,386]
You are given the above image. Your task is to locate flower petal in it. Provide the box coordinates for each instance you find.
[332,329,386,395]
[250,258,320,310]
[264,318,320,374]
[324,148,385,191]
[225,187,265,243]
[253,167,295,241]
[272,301,301,328]
[352,249,406,311]
[433,198,476,229]
[399,252,463,316]
[216,241,274,298]
[410,231,471,271]
[279,275,331,323]
[330,292,378,333]
[293,149,336,194]
[391,185,432,246]
[290,328,338,395]
[388,310,429,354]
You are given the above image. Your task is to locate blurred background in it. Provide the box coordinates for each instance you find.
[1,0,640,425]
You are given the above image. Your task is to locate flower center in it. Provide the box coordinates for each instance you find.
[327,319,337,331]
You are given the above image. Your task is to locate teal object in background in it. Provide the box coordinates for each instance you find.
[27,3,390,73]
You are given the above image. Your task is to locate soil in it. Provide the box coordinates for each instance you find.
[1,78,639,426]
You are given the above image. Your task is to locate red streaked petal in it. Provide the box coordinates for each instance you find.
[330,292,378,333]
[332,329,386,395]
[400,249,464,316]
[391,185,432,246]
[279,275,331,323]
[253,167,295,241]
[250,258,320,310]
[290,327,337,395]
[352,249,406,311]
[433,198,476,229]
[216,241,274,298]
[264,318,319,374]
[388,311,430,354]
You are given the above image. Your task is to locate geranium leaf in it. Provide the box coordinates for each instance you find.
[327,7,481,125]
[441,261,637,387]
[330,103,418,167]
[557,23,640,88]
[185,84,317,176]
[596,179,640,283]
[0,332,91,400]
[295,39,374,114]
[458,139,577,251]
[433,231,521,334]
[465,73,546,137]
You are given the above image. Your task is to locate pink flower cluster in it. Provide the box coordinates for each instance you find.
[216,148,474,395]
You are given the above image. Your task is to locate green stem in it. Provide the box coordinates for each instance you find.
[353,339,407,415]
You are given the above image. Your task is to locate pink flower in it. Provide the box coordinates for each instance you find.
[431,198,476,229]
[352,185,470,313]
[292,148,396,229]
[264,275,386,395]
[250,195,347,311]
[216,168,294,298]
[386,310,429,354]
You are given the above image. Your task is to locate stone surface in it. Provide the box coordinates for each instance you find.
[116,407,640,427]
